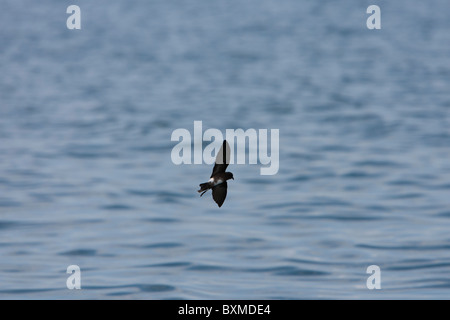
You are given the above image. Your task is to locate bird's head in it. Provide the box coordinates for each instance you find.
[225,172,234,180]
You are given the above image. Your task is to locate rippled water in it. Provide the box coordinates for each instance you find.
[1,0,450,299]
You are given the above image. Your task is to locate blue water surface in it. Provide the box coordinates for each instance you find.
[1,0,450,299]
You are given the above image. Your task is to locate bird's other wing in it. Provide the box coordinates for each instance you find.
[212,182,228,207]
[211,140,231,178]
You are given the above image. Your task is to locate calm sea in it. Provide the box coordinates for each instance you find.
[1,0,450,299]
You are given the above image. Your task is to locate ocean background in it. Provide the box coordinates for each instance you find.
[1,0,450,299]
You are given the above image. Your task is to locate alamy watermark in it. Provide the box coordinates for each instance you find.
[171,121,279,175]
[366,5,381,30]
[66,265,81,289]
[366,265,381,289]
[66,5,380,31]
[66,5,81,30]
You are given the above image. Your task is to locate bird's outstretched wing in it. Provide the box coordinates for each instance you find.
[212,182,228,207]
[210,140,231,178]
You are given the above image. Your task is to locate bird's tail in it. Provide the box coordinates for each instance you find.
[198,182,211,196]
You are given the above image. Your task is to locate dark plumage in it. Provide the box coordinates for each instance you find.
[198,140,234,207]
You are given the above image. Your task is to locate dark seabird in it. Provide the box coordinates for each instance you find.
[198,140,234,207]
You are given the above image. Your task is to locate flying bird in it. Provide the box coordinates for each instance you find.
[198,140,234,207]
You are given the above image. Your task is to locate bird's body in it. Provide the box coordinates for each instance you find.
[198,140,234,207]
